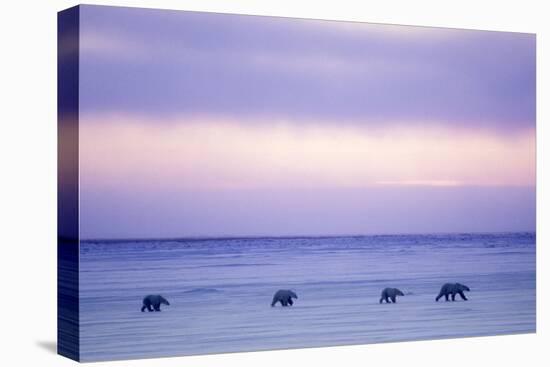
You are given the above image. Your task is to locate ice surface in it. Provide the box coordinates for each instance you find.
[79,233,535,361]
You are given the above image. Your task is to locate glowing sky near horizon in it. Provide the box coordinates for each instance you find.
[79,115,535,190]
[77,5,536,238]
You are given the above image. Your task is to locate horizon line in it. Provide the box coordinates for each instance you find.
[78,230,536,243]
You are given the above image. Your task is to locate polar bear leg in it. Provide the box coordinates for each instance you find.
[142,299,154,312]
[458,291,468,301]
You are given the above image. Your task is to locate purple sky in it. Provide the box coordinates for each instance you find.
[77,5,536,239]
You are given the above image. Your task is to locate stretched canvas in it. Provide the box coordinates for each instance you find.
[58,4,536,362]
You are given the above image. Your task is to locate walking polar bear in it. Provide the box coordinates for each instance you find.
[379,288,405,303]
[435,283,470,302]
[141,294,170,312]
[271,289,298,307]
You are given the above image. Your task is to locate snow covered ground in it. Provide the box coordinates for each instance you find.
[79,233,535,361]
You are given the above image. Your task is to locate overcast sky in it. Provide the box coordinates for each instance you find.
[77,5,535,239]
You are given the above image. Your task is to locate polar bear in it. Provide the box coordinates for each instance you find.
[271,289,298,307]
[379,288,405,303]
[435,283,470,302]
[141,295,170,312]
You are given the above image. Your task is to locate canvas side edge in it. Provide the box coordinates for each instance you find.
[57,5,80,362]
